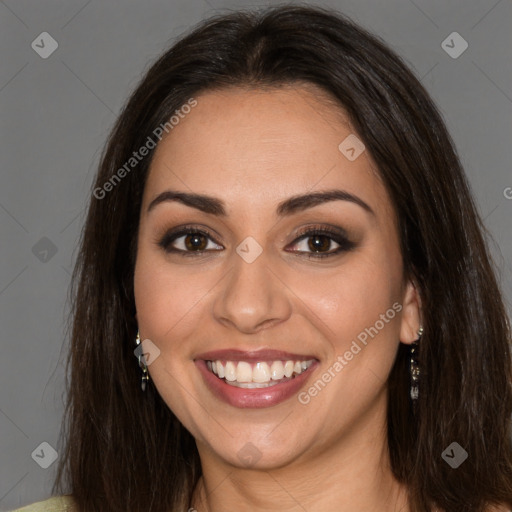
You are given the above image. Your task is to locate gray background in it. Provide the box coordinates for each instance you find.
[1,0,510,509]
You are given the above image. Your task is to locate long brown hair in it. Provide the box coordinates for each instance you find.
[53,5,512,511]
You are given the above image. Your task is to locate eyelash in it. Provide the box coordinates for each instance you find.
[157,224,355,260]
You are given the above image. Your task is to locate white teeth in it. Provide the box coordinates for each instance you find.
[225,361,237,382]
[270,361,284,380]
[236,361,252,383]
[226,380,281,389]
[206,359,314,385]
[284,361,294,378]
[252,362,271,383]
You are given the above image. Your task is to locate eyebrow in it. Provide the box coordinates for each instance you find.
[147,189,375,217]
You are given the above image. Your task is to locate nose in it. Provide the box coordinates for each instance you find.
[212,248,292,334]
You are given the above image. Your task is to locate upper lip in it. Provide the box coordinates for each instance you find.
[195,349,318,362]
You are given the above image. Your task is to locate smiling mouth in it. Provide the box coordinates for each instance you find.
[205,359,315,389]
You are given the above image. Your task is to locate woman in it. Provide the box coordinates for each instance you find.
[14,5,512,512]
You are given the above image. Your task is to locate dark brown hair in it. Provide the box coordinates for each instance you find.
[53,4,512,511]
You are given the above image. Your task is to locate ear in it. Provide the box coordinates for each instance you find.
[399,279,422,345]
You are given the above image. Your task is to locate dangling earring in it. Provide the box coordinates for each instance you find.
[410,326,423,401]
[135,331,150,392]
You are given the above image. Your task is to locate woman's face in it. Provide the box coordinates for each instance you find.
[134,85,421,470]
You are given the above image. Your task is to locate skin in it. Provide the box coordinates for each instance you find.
[133,84,423,512]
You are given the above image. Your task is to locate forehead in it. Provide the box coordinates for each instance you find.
[143,85,391,220]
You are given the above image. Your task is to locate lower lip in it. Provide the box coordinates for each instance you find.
[195,360,319,409]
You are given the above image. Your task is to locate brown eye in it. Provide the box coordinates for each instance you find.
[158,227,223,255]
[307,234,333,253]
[287,226,356,259]
[183,233,208,251]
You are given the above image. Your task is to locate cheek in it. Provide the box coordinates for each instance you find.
[284,243,403,371]
[133,246,200,349]
[285,256,403,420]
[297,256,400,329]
[133,247,206,419]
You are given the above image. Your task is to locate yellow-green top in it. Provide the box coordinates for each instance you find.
[11,496,76,512]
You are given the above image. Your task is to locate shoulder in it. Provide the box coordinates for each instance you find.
[10,495,76,512]
[485,504,511,512]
